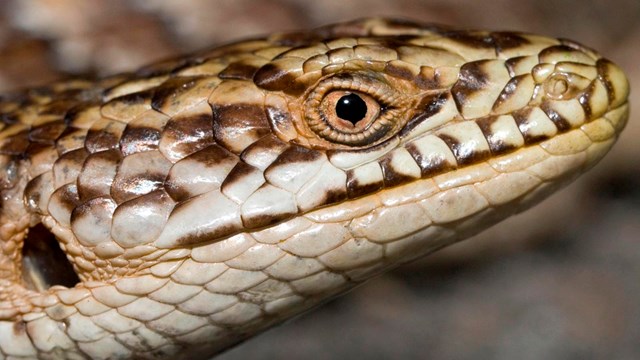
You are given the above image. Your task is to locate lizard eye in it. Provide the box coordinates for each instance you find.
[334,92,371,124]
[323,91,380,130]
[304,74,402,147]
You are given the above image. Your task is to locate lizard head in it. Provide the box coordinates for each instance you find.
[150,18,629,260]
[5,18,629,359]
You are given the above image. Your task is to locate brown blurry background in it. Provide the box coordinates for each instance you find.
[0,1,638,359]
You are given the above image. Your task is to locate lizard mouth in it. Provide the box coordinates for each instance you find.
[21,223,79,291]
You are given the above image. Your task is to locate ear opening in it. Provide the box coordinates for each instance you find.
[21,223,80,291]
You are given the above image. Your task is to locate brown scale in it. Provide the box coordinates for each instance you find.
[212,103,272,154]
[540,101,573,131]
[345,169,384,199]
[450,60,496,112]
[378,153,420,187]
[405,142,456,177]
[476,116,520,155]
[512,107,553,144]
[437,133,492,165]
[77,149,122,201]
[492,74,532,112]
[164,144,239,202]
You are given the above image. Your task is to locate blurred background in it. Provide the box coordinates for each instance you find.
[0,1,638,359]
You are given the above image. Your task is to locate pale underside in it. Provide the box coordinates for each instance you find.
[0,18,630,359]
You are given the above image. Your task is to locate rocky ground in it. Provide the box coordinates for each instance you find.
[0,1,638,359]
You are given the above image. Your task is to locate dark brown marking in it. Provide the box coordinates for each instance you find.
[161,113,215,159]
[379,154,416,188]
[105,89,154,107]
[120,126,161,156]
[437,134,491,165]
[384,62,415,80]
[78,150,122,201]
[445,31,493,49]
[164,184,193,204]
[308,187,349,206]
[578,82,595,120]
[151,77,200,112]
[322,187,348,206]
[346,169,383,198]
[476,116,518,155]
[512,108,551,144]
[405,142,455,178]
[69,197,115,232]
[415,67,439,90]
[58,146,89,166]
[443,31,529,54]
[168,198,241,246]
[212,104,271,154]
[85,126,122,153]
[490,32,531,52]
[110,151,171,204]
[172,224,239,247]
[55,126,87,155]
[400,93,449,137]
[220,161,261,193]
[253,64,305,96]
[53,148,89,184]
[29,120,67,144]
[540,102,571,132]
[219,62,260,80]
[596,59,616,106]
[242,204,296,229]
[62,103,99,126]
[269,145,322,167]
[451,60,492,113]
[180,143,236,168]
[165,145,238,202]
[51,184,82,215]
[0,130,29,155]
[504,56,527,77]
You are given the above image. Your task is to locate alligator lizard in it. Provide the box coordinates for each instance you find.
[0,18,630,359]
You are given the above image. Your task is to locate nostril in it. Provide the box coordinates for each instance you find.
[543,72,592,101]
[544,74,570,99]
[21,223,80,291]
[551,77,568,95]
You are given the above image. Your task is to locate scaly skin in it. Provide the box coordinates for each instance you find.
[0,18,630,359]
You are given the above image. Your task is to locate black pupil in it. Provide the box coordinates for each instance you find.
[335,93,368,124]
